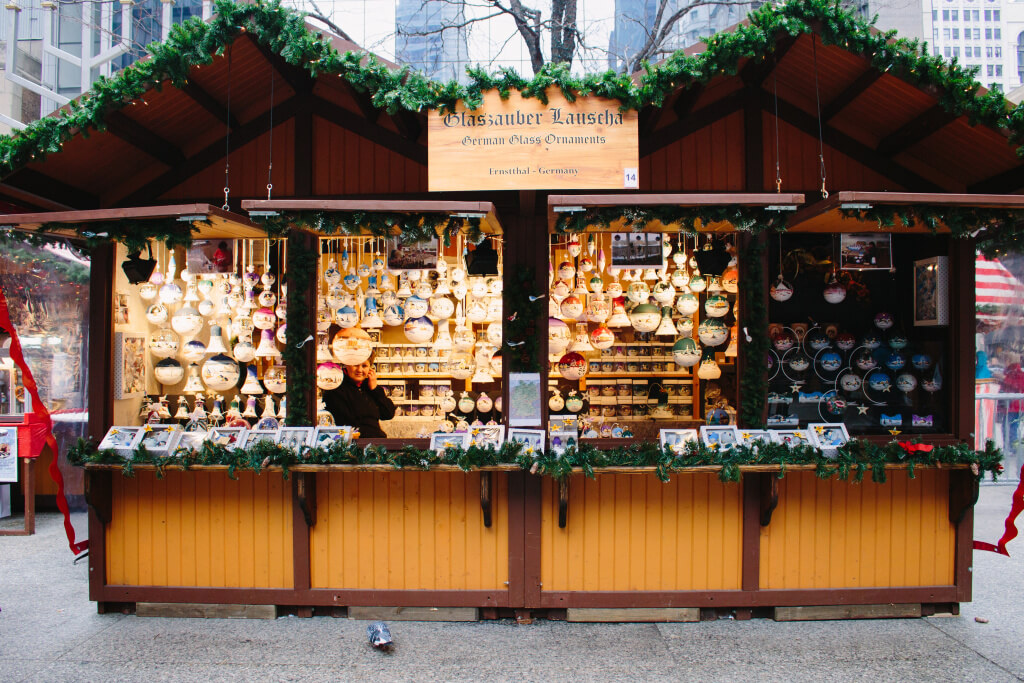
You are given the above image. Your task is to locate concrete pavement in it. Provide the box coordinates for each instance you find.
[1,484,1022,682]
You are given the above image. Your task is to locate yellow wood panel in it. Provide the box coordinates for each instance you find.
[540,473,743,592]
[310,472,508,590]
[106,472,294,588]
[759,470,955,589]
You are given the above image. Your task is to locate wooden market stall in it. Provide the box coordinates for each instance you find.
[0,1,1018,620]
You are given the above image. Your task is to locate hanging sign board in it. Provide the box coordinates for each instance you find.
[428,88,639,191]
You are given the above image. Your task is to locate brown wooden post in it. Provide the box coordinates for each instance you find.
[285,227,317,425]
[951,238,976,442]
[87,244,115,443]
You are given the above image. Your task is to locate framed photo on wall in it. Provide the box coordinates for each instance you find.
[659,428,699,456]
[187,239,236,275]
[609,232,664,269]
[113,332,146,399]
[913,256,949,326]
[387,236,439,270]
[840,233,892,270]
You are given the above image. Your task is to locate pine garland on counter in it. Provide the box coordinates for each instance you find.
[69,435,1004,485]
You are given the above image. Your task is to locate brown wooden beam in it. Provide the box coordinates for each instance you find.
[876,105,956,157]
[761,91,943,192]
[744,92,763,192]
[968,163,1024,193]
[740,35,797,87]
[311,95,426,164]
[251,40,312,95]
[672,83,706,121]
[104,111,185,167]
[182,82,240,129]
[641,88,745,157]
[118,96,301,206]
[821,69,882,122]
[294,96,313,196]
[87,243,115,443]
[393,110,424,144]
[1,169,98,209]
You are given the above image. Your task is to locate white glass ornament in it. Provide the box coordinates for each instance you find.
[182,339,208,362]
[276,324,287,345]
[607,302,631,328]
[149,327,180,359]
[558,352,587,380]
[317,362,344,391]
[404,316,434,343]
[449,352,475,380]
[704,294,730,318]
[769,276,794,302]
[183,363,205,393]
[201,354,240,391]
[154,358,185,385]
[430,296,455,320]
[548,388,565,412]
[332,328,374,365]
[233,337,256,363]
[549,318,572,356]
[139,281,158,301]
[673,338,701,367]
[486,321,502,346]
[240,365,263,395]
[206,325,228,354]
[255,329,281,358]
[629,303,661,332]
[264,365,287,394]
[171,306,203,336]
[252,307,277,330]
[146,303,169,325]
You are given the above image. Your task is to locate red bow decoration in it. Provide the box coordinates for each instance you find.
[898,441,933,454]
[0,282,88,555]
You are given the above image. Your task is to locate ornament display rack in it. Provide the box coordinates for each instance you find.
[135,238,289,431]
[315,233,504,437]
[547,230,739,437]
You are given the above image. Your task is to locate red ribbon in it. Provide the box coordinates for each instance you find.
[974,461,1024,556]
[0,283,88,555]
[898,441,934,454]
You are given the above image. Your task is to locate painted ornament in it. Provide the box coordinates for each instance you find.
[769,276,793,302]
[558,352,588,380]
[874,312,894,330]
[896,373,918,392]
[673,337,701,367]
[698,318,729,347]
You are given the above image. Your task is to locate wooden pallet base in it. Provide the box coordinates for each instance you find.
[347,606,479,622]
[774,604,923,621]
[135,602,278,619]
[566,607,700,623]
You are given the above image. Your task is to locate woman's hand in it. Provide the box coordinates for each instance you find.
[367,367,378,391]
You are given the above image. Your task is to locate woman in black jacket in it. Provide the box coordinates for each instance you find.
[322,355,395,438]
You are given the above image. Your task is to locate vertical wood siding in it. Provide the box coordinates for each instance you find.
[106,471,294,588]
[540,473,743,591]
[312,117,426,196]
[309,472,508,590]
[759,470,955,589]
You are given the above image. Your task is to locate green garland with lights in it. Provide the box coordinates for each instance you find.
[839,205,1024,257]
[504,267,545,372]
[69,435,1003,485]
[252,210,483,246]
[554,205,791,235]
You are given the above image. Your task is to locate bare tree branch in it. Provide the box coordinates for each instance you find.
[305,0,356,43]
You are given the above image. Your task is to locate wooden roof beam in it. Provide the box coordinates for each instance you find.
[104,111,185,167]
[310,95,426,164]
[739,35,798,87]
[821,69,882,122]
[968,163,1024,193]
[1,168,98,209]
[252,40,312,95]
[118,96,301,206]
[760,90,943,192]
[641,87,744,157]
[182,82,240,129]
[876,104,956,157]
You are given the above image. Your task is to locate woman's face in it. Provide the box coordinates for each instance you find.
[343,360,372,383]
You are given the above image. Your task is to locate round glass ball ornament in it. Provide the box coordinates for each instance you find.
[558,352,588,380]
[888,332,909,350]
[145,303,169,325]
[560,295,584,320]
[698,318,729,347]
[549,318,572,356]
[149,328,180,359]
[704,294,730,318]
[855,352,878,371]
[201,354,241,391]
[912,353,933,370]
[590,324,615,350]
[316,362,344,391]
[823,276,847,304]
[332,327,374,365]
[874,312,894,330]
[171,306,203,336]
[896,373,918,393]
[867,370,892,392]
[233,338,256,363]
[629,303,662,332]
[449,351,475,380]
[820,351,843,372]
[252,307,277,330]
[839,373,862,391]
[835,332,857,351]
[769,276,793,302]
[264,365,287,394]
[404,316,434,343]
[154,358,185,385]
[885,352,906,371]
[675,292,699,316]
[673,338,701,367]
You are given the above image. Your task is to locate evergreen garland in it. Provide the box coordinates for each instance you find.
[252,211,483,246]
[739,237,768,427]
[283,233,316,424]
[554,205,790,234]
[504,267,544,372]
[68,435,1004,485]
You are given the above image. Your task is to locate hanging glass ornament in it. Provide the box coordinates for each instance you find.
[240,365,263,395]
[548,388,565,412]
[243,263,260,290]
[258,289,276,307]
[698,318,729,346]
[885,352,906,371]
[771,330,796,352]
[334,305,359,329]
[182,339,207,362]
[855,351,878,371]
[361,299,383,329]
[183,363,205,393]
[184,282,200,304]
[588,275,605,294]
[171,305,203,336]
[558,352,588,380]
[675,291,699,316]
[344,269,359,291]
[453,324,475,351]
[404,316,434,343]
[721,267,739,293]
[670,268,689,289]
[332,327,373,365]
[466,299,488,323]
[486,321,502,346]
[725,328,739,357]
[607,300,631,328]
[643,268,659,282]
[154,358,185,385]
[264,365,287,394]
[396,277,413,299]
[626,281,650,304]
[807,330,830,351]
[276,323,287,345]
[769,275,793,302]
[383,303,405,326]
[823,274,847,304]
[316,362,344,390]
[324,259,342,286]
[820,351,843,372]
[586,296,612,323]
[252,307,277,330]
[430,295,455,320]
[233,336,256,363]
[568,324,595,353]
[139,281,158,301]
[146,303,169,325]
[159,253,183,304]
[174,396,190,420]
[874,312,894,330]
[435,323,453,350]
[597,248,607,274]
[861,333,882,350]
[560,294,584,320]
[567,235,582,258]
[548,318,572,356]
[867,370,892,392]
[688,273,707,293]
[579,256,594,273]
[629,303,661,332]
[450,351,475,380]
[590,324,615,349]
[202,353,240,391]
[403,295,429,319]
[835,332,857,351]
[149,327,180,359]
[655,307,677,336]
[476,392,494,413]
[697,351,722,380]
[704,294,730,318]
[912,353,933,370]
[888,331,909,350]
[788,354,811,372]
[564,390,584,413]
[896,373,917,393]
[254,329,281,358]
[705,275,723,293]
[652,280,675,304]
[605,279,623,298]
[839,373,862,391]
[676,316,694,336]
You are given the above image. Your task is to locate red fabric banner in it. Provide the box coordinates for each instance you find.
[974,462,1024,557]
[0,284,87,555]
